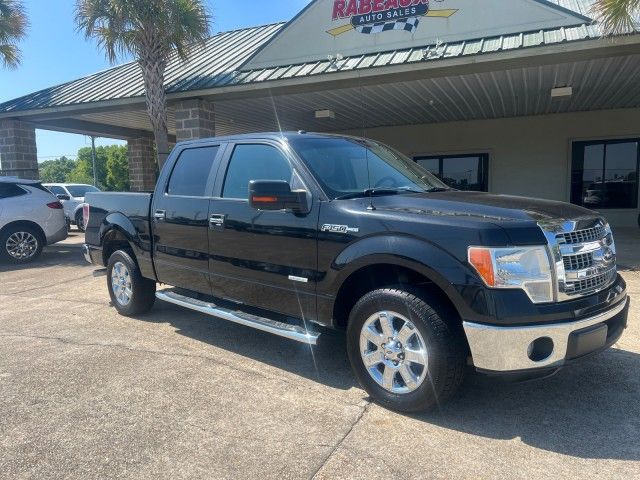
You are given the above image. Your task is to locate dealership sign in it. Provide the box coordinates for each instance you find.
[328,0,457,36]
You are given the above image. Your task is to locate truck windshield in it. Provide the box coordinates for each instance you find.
[289,136,450,199]
[67,185,100,197]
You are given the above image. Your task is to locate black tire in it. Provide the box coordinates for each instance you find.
[346,288,466,413]
[0,224,44,264]
[75,210,85,232]
[107,250,156,316]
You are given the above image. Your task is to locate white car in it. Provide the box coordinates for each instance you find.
[0,177,68,263]
[43,183,101,232]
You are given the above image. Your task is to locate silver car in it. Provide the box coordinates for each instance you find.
[44,183,101,232]
[0,177,68,263]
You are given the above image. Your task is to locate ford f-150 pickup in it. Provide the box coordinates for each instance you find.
[83,132,629,412]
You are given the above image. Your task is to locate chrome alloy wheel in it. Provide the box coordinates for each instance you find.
[111,262,133,306]
[359,311,429,394]
[5,231,38,260]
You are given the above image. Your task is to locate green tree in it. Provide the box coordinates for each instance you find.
[39,156,77,183]
[67,146,104,186]
[66,144,129,191]
[0,0,28,68]
[105,144,129,191]
[75,0,210,171]
[593,0,640,34]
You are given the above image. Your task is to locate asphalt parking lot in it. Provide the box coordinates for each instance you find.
[1,230,639,479]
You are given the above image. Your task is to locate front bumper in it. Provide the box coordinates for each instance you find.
[463,295,629,373]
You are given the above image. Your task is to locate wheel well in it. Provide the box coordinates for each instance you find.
[332,264,462,330]
[0,220,46,245]
[102,229,134,265]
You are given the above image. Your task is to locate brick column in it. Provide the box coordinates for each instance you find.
[174,99,215,142]
[0,119,39,179]
[128,137,157,192]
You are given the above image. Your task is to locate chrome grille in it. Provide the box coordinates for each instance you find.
[557,226,606,245]
[564,268,617,296]
[563,252,594,271]
[539,218,617,301]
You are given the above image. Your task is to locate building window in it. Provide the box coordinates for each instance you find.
[571,139,639,209]
[414,154,489,192]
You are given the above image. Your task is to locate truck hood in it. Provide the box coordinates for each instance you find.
[374,191,597,223]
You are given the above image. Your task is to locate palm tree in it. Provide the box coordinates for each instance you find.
[0,0,28,69]
[75,0,210,168]
[593,0,640,35]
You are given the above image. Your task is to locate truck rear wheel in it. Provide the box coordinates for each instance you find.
[346,288,466,413]
[107,250,155,316]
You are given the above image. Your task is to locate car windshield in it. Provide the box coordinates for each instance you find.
[288,136,450,199]
[66,185,100,197]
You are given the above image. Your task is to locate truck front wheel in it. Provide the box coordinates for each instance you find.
[346,288,466,413]
[107,250,156,316]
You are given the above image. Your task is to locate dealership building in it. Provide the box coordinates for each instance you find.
[1,0,639,226]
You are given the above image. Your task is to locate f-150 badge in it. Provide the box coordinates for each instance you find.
[321,224,360,234]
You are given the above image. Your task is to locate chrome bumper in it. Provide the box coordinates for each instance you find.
[463,296,628,372]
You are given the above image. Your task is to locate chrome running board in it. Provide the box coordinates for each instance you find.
[155,289,320,345]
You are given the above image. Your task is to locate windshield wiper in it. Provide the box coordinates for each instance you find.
[335,187,423,200]
[424,187,451,193]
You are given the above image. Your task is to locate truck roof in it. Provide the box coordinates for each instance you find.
[174,131,353,148]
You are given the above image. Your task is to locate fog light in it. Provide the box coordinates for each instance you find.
[528,337,554,362]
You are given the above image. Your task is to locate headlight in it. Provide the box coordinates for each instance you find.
[468,246,554,303]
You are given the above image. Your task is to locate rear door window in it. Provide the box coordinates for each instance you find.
[167,146,220,197]
[48,186,67,196]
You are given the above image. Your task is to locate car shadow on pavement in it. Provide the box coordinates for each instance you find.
[415,347,640,461]
[139,300,358,391]
[0,236,88,272]
[140,301,639,461]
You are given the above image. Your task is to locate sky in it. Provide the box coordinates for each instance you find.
[0,0,309,162]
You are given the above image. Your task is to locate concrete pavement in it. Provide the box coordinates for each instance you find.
[0,231,638,479]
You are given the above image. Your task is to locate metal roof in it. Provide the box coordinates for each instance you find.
[0,0,637,116]
[0,22,285,114]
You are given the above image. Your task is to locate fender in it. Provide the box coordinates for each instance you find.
[320,233,494,324]
[99,212,156,280]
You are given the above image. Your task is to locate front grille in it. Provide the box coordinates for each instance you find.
[563,252,594,271]
[540,219,617,301]
[565,268,617,296]
[557,226,606,245]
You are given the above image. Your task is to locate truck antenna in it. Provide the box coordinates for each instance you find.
[359,82,375,211]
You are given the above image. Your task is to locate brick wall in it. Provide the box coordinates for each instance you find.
[0,119,39,179]
[175,99,215,141]
[128,137,157,192]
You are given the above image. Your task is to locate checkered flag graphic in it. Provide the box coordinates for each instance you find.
[355,17,421,35]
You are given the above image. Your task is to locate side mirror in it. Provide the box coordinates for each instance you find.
[249,180,309,214]
[57,194,71,201]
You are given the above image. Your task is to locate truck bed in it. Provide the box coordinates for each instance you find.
[84,192,153,262]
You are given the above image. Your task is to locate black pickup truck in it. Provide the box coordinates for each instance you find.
[84,132,629,412]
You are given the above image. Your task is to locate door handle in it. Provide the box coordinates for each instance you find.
[209,214,225,228]
[154,210,166,221]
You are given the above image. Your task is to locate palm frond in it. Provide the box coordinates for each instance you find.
[592,0,640,35]
[0,0,28,68]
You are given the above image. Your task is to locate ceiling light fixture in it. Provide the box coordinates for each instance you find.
[315,109,335,119]
[551,86,573,98]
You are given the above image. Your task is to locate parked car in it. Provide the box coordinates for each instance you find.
[82,133,629,413]
[0,177,68,263]
[43,183,100,232]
